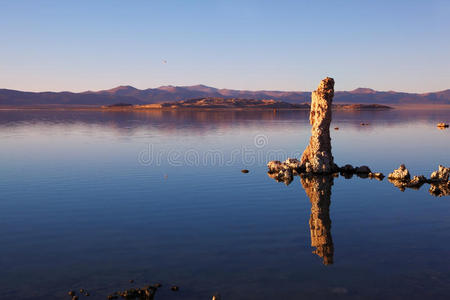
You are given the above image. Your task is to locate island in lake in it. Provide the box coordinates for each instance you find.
[104,97,393,110]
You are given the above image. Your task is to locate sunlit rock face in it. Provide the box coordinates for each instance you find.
[429,165,450,197]
[430,165,450,182]
[388,164,411,181]
[300,175,334,265]
[300,77,337,173]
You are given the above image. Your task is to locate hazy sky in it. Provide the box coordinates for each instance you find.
[0,0,449,92]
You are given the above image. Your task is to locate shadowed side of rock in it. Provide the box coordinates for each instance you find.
[300,77,338,173]
[300,175,334,265]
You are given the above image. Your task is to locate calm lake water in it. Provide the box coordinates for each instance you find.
[0,109,449,300]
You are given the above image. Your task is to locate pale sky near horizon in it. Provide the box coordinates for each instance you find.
[0,0,449,93]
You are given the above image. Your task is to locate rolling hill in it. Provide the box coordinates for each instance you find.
[0,84,449,107]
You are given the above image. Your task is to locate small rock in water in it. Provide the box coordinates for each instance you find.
[360,122,369,126]
[436,122,449,128]
[153,283,162,288]
[68,291,75,296]
[340,164,355,173]
[334,127,339,130]
[356,166,371,174]
[241,169,249,173]
[388,164,410,181]
[129,279,134,283]
[79,289,85,293]
[368,172,385,180]
[171,285,179,291]
[72,296,78,300]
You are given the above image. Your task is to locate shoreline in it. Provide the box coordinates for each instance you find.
[1,104,450,111]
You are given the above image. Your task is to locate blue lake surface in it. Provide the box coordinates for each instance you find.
[0,109,449,299]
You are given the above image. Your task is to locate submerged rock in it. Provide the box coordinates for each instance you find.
[300,77,337,173]
[430,165,449,182]
[388,164,411,181]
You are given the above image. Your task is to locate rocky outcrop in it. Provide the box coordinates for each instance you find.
[428,165,450,197]
[387,165,449,195]
[300,77,337,173]
[267,158,302,184]
[388,164,410,181]
[284,158,303,171]
[300,175,334,265]
[430,165,449,182]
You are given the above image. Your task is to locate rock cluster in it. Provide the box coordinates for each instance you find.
[267,158,301,185]
[338,164,384,180]
[387,164,449,196]
[300,77,338,173]
[267,78,384,182]
[265,77,447,198]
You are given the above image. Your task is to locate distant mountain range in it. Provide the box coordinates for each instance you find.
[0,84,449,106]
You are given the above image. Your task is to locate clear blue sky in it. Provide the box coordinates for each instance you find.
[0,0,449,92]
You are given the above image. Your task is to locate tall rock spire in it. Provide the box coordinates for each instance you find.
[300,77,337,173]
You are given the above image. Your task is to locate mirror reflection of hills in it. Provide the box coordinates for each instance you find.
[300,175,334,265]
[0,109,449,135]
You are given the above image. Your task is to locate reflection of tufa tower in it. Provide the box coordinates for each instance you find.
[300,175,334,265]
